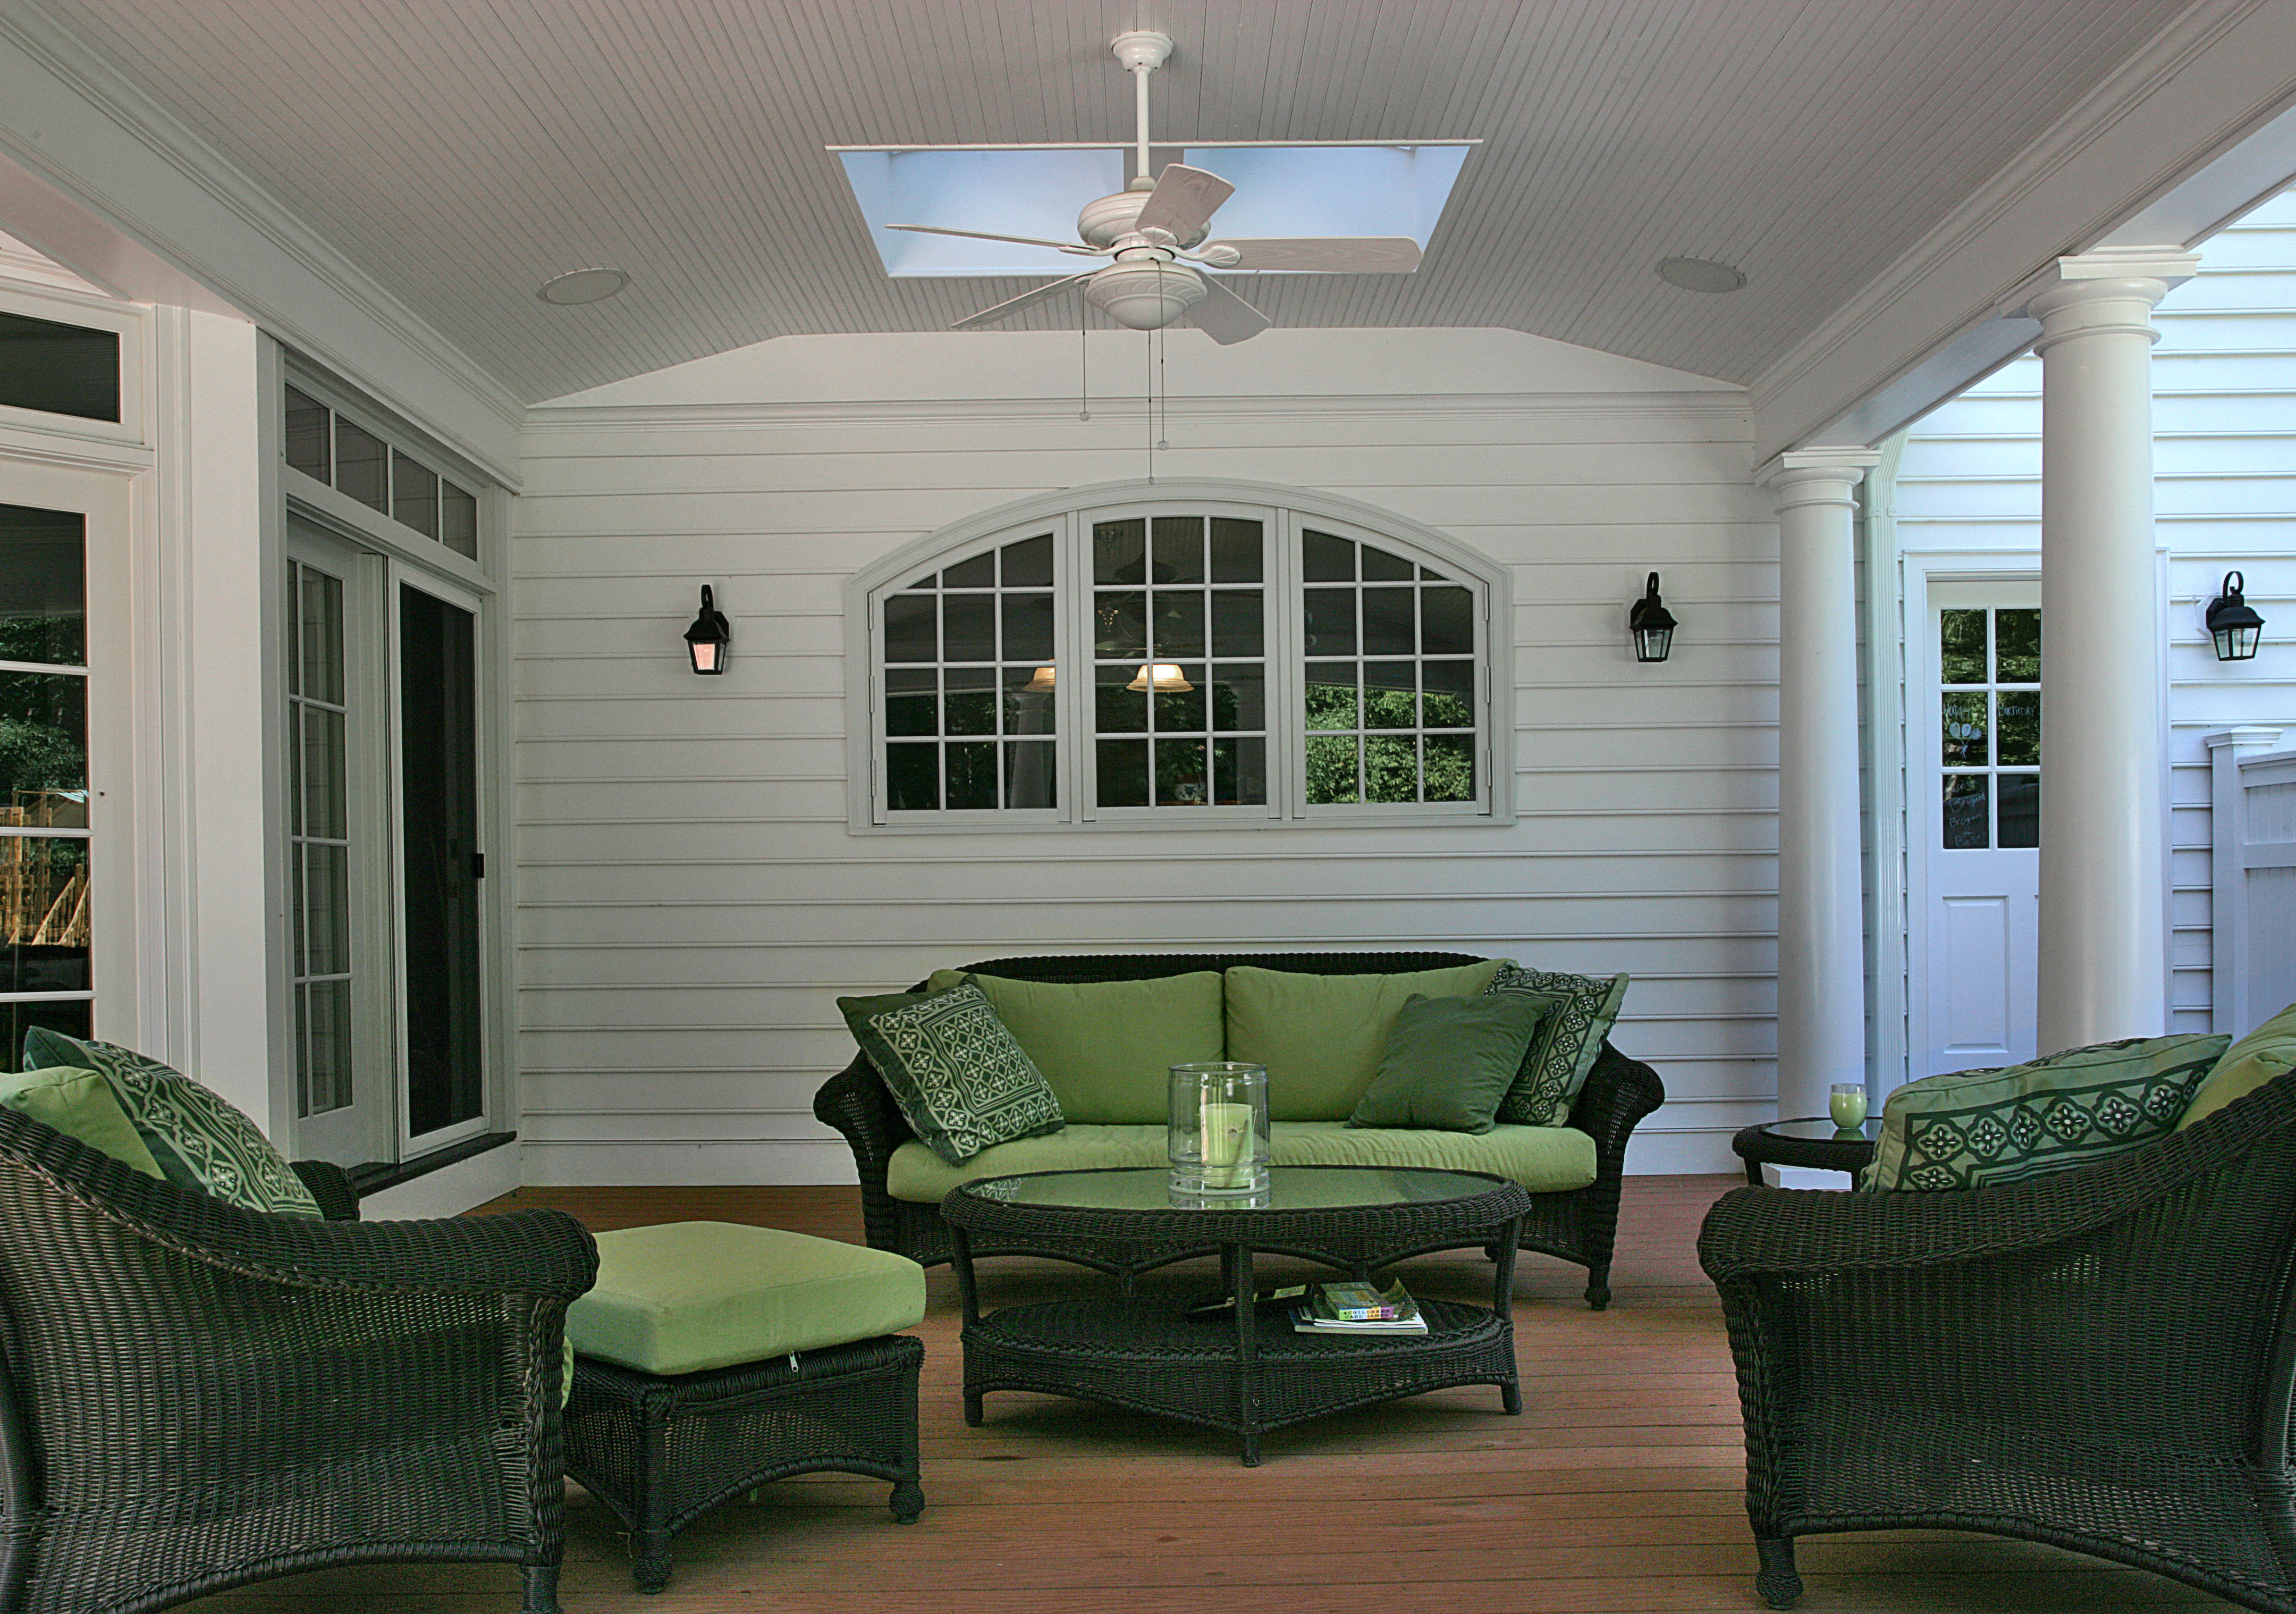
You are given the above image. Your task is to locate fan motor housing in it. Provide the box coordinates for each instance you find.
[1078,189,1208,250]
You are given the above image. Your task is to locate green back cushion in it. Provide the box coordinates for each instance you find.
[568,1222,926,1375]
[1865,1032,2231,1191]
[0,1066,167,1180]
[2177,1001,2296,1129]
[924,969,1224,1124]
[1225,960,1503,1120]
[1349,991,1548,1133]
[22,1028,323,1216]
[838,979,1065,1164]
[1485,963,1630,1125]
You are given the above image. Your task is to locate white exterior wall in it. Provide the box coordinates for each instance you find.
[514,328,1770,1182]
[1894,188,2296,1042]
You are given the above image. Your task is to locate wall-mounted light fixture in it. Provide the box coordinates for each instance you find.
[1629,572,1677,663]
[683,585,731,674]
[2205,571,2264,662]
[1127,662,1193,692]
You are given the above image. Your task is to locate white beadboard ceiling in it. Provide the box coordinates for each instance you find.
[22,0,2223,404]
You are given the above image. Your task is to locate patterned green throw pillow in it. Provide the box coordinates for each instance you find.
[1864,1031,2232,1192]
[1484,963,1630,1125]
[838,979,1066,1165]
[21,1028,324,1216]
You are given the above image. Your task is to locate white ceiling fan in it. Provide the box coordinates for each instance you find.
[885,32,1424,344]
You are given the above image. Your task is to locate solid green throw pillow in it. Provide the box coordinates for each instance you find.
[923,968,1224,1124]
[1864,1031,2231,1192]
[839,979,1066,1165]
[1485,962,1630,1124]
[1224,960,1504,1120]
[22,1028,323,1216]
[1348,991,1549,1133]
[2177,1001,2296,1130]
[0,1065,168,1180]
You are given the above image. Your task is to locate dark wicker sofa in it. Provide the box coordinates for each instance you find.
[1698,1064,2296,1612]
[813,951,1665,1308]
[0,1106,598,1614]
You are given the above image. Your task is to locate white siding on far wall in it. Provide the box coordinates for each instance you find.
[513,327,1768,1183]
[1893,187,2296,1046]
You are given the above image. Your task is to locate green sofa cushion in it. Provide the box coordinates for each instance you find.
[1486,963,1630,1124]
[1865,1032,2231,1191]
[1349,991,1547,1133]
[0,1066,167,1180]
[924,968,1224,1124]
[885,1119,1597,1202]
[567,1222,926,1376]
[838,980,1065,1164]
[2177,1001,2296,1130]
[1224,960,1503,1120]
[22,1028,323,1216]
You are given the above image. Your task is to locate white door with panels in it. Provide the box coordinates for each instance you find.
[1912,582,2041,1078]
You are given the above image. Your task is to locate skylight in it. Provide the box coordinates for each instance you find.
[835,143,1473,277]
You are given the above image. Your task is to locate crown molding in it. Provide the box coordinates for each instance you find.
[0,5,526,481]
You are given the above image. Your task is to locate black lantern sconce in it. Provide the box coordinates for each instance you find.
[683,585,731,675]
[1629,571,1677,663]
[2205,571,2265,663]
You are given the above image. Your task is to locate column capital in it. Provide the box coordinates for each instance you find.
[1757,447,1880,510]
[2003,247,2199,322]
[2204,726,2284,752]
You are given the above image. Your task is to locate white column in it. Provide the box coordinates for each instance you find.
[2206,726,2282,1038]
[1759,448,1880,1121]
[2009,250,2197,1053]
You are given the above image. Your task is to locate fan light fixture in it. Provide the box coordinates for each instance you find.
[683,585,731,674]
[1630,573,1677,663]
[1127,663,1193,692]
[2204,571,2265,662]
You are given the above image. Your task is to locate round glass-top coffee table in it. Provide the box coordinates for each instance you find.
[1731,1115,1883,1185]
[940,1165,1531,1465]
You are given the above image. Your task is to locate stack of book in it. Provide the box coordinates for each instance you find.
[1290,1279,1426,1336]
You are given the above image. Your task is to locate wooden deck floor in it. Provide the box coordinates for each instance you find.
[185,1174,2236,1613]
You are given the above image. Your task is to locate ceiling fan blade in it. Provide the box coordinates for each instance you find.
[1134,164,1234,242]
[1206,237,1424,273]
[949,272,1097,331]
[886,223,1102,257]
[1187,277,1271,346]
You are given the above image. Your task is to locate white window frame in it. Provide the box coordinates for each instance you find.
[846,477,1514,833]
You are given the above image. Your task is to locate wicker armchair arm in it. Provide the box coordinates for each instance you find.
[0,1112,597,1300]
[1699,1073,2296,1284]
[813,1050,913,1175]
[291,1157,361,1221]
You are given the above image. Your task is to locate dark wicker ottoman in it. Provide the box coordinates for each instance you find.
[565,1335,925,1592]
[559,1221,928,1592]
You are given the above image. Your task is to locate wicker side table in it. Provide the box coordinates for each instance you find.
[1730,1116,1881,1186]
[943,1165,1531,1465]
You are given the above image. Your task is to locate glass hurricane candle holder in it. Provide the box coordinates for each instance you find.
[1169,1062,1270,1198]
[1829,1081,1869,1130]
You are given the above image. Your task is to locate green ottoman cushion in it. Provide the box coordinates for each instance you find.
[568,1222,926,1376]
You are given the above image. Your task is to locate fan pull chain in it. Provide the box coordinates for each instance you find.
[1144,327,1155,483]
[1156,323,1170,452]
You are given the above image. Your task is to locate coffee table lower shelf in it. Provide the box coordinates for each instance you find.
[963,1296,1518,1465]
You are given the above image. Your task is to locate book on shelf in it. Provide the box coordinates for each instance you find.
[1292,1279,1429,1335]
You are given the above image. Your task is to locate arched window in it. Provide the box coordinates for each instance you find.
[846,481,1512,829]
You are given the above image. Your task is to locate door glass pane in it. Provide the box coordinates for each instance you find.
[0,1001,92,1076]
[1998,774,2040,849]
[1995,610,2040,683]
[0,670,87,797]
[1939,609,1987,684]
[0,504,88,666]
[1997,690,2040,766]
[1937,604,2040,852]
[399,585,483,1137]
[1940,692,1988,767]
[288,561,356,1123]
[1943,775,1989,849]
[1,837,89,991]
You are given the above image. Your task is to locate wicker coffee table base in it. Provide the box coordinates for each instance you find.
[963,1294,1517,1465]
[564,1334,925,1592]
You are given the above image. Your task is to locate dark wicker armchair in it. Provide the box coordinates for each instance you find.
[814,951,1666,1308]
[0,1106,598,1614]
[1698,1066,2296,1612]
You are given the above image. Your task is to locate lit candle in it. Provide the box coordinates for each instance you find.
[1201,1097,1252,1188]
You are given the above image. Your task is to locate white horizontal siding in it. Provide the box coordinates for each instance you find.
[514,331,1765,1182]
[1894,187,2296,1038]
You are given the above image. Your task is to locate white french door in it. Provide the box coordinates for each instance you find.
[1911,579,2041,1078]
[283,519,490,1165]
